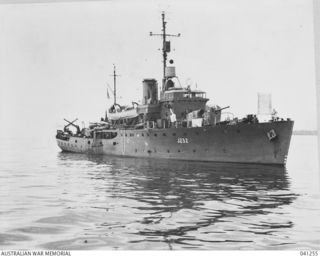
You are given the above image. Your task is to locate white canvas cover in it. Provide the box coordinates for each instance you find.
[258,93,272,115]
[108,108,138,120]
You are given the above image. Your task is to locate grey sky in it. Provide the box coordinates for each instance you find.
[0,0,317,138]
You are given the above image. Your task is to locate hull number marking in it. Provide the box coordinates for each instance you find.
[177,138,189,144]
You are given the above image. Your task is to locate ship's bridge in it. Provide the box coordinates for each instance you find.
[161,88,206,101]
[159,87,209,120]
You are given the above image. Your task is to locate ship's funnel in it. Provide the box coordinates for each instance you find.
[142,79,158,105]
[165,66,176,78]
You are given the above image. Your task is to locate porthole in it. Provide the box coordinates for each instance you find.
[142,133,144,137]
[167,149,170,153]
[178,149,181,152]
[75,140,78,143]
[88,141,91,144]
[183,132,187,136]
[154,133,157,137]
[163,133,166,136]
[135,149,137,153]
[130,133,134,137]
[195,132,199,135]
[193,149,196,153]
[172,133,176,136]
[113,142,117,146]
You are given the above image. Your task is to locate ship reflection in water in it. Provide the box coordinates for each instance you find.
[48,153,298,250]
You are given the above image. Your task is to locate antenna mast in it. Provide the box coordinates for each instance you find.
[150,12,181,90]
[110,64,120,105]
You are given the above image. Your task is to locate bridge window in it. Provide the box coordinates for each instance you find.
[196,93,205,98]
[183,92,206,98]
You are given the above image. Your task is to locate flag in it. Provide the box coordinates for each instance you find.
[107,89,110,99]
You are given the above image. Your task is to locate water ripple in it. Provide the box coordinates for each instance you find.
[1,136,320,249]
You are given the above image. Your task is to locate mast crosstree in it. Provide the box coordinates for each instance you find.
[150,12,181,89]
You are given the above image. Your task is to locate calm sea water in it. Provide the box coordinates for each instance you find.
[0,134,319,250]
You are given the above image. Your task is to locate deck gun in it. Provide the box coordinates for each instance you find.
[213,106,230,114]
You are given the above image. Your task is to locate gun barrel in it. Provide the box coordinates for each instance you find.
[215,106,230,112]
[64,118,78,125]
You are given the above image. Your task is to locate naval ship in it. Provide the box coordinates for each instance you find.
[56,13,294,165]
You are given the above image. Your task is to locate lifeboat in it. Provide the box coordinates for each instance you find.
[108,104,139,121]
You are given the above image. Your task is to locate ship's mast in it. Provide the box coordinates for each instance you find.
[110,64,120,105]
[150,12,180,90]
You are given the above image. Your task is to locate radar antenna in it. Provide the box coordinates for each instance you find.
[150,12,181,90]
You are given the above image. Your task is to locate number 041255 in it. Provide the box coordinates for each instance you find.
[300,251,318,256]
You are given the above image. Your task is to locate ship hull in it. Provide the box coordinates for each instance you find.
[56,121,294,165]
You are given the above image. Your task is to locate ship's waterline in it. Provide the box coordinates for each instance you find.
[57,121,293,165]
